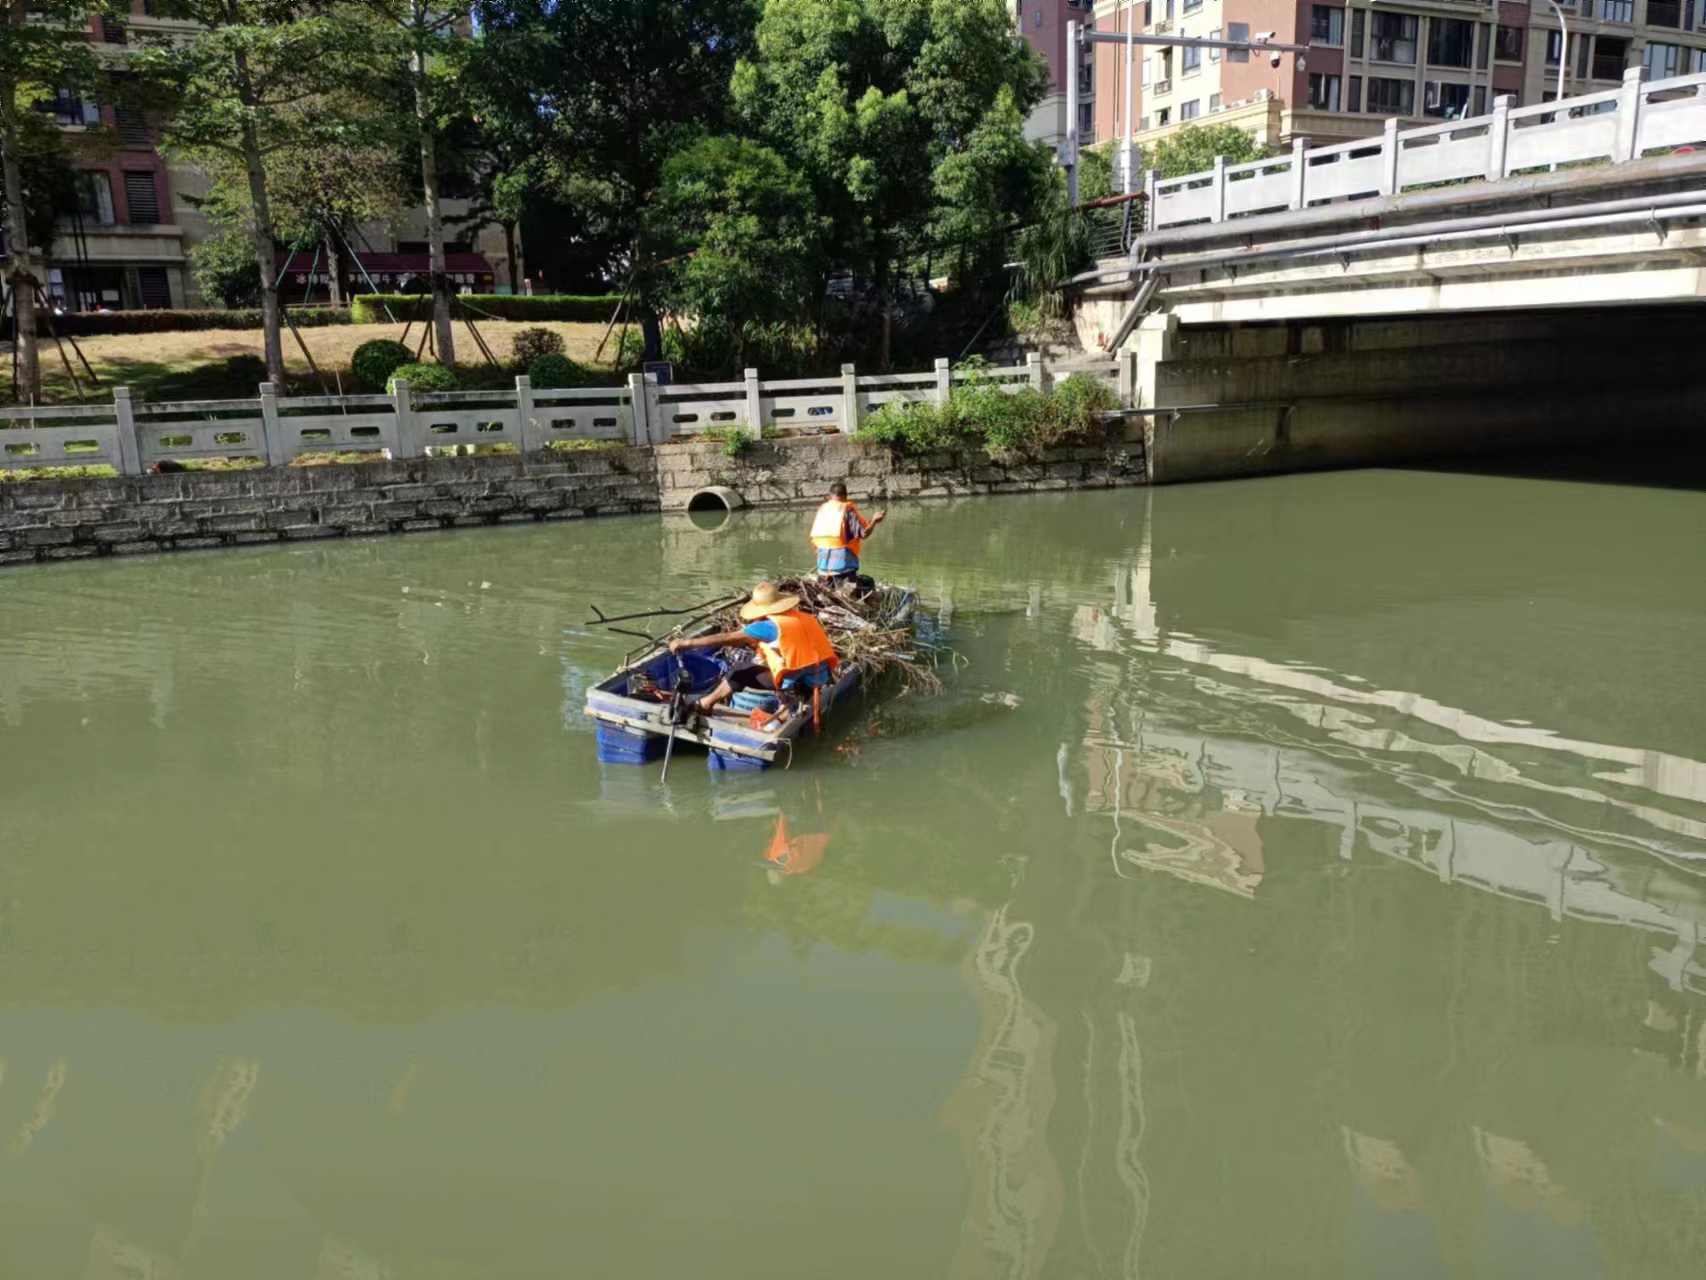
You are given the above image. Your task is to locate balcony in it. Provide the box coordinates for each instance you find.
[1591,48,1628,81]
[1647,0,1684,27]
[1152,78,1172,96]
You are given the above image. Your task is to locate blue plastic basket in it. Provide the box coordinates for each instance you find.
[731,690,780,714]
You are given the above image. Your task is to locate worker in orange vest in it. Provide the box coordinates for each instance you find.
[668,581,840,716]
[810,481,885,586]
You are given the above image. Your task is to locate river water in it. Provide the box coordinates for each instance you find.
[1,466,1704,1278]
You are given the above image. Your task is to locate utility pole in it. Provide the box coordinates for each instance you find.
[1065,19,1081,207]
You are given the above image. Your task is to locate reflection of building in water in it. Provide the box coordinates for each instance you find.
[1083,712,1706,995]
[1070,517,1706,995]
[940,907,1063,1280]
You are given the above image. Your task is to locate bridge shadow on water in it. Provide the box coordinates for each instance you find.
[1409,429,1706,493]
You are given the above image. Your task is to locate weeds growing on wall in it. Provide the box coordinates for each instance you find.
[858,365,1117,462]
[701,424,756,458]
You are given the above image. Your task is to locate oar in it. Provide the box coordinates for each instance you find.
[658,660,696,784]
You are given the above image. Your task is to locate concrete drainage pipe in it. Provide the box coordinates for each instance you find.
[686,486,745,514]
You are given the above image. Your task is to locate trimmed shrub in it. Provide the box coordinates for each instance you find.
[527,352,590,389]
[511,326,564,366]
[349,293,622,324]
[387,362,458,394]
[54,306,350,336]
[350,339,415,391]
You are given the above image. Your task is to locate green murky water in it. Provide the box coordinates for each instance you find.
[1,467,1704,1278]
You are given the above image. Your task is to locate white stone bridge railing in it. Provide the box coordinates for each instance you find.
[1147,67,1706,232]
[0,353,1132,477]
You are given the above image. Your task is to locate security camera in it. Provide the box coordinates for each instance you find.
[1255,30,1276,40]
[1270,51,1283,67]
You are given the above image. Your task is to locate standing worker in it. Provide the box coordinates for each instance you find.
[668,582,839,718]
[810,482,885,587]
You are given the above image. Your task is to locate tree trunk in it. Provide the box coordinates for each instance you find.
[233,49,285,388]
[502,220,518,296]
[325,231,343,306]
[0,73,39,403]
[239,127,285,388]
[409,3,454,365]
[639,308,663,364]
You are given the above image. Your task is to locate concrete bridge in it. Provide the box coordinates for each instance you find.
[1074,67,1706,483]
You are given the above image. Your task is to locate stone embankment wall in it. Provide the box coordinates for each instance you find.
[0,434,1145,566]
[652,434,1146,509]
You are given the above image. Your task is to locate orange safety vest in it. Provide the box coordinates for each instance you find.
[809,499,863,560]
[756,610,840,684]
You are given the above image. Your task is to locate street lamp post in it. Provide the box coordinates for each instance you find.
[1545,0,1570,109]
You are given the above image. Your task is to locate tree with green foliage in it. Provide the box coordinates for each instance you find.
[647,134,822,370]
[190,228,261,308]
[189,89,412,307]
[16,108,84,262]
[135,3,388,387]
[730,0,1049,366]
[1145,123,1271,178]
[0,0,103,401]
[466,0,759,358]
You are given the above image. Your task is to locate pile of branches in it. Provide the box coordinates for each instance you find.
[715,577,944,696]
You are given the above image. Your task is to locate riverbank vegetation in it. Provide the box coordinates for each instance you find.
[858,366,1117,462]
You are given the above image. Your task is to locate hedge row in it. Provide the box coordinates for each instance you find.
[51,306,352,336]
[349,294,622,324]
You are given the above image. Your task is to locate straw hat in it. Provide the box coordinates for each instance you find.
[740,581,801,621]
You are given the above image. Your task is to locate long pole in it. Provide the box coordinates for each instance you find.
[1066,19,1081,206]
[1123,1,1136,194]
[1546,0,1569,108]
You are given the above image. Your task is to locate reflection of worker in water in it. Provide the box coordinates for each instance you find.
[811,482,885,586]
[764,814,834,882]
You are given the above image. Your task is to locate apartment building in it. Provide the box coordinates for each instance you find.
[40,1,506,314]
[1014,0,1102,148]
[1075,0,1706,168]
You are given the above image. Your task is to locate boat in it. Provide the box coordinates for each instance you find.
[584,583,920,773]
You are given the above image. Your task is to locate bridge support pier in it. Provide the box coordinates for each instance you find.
[1131,308,1706,485]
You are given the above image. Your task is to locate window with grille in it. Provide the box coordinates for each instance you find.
[1427,18,1473,67]
[1599,0,1632,19]
[1370,12,1418,64]
[123,171,160,225]
[75,172,115,225]
[115,108,149,146]
[1423,81,1470,118]
[1350,8,1365,57]
[1347,75,1362,111]
[1366,76,1415,114]
[100,16,125,42]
